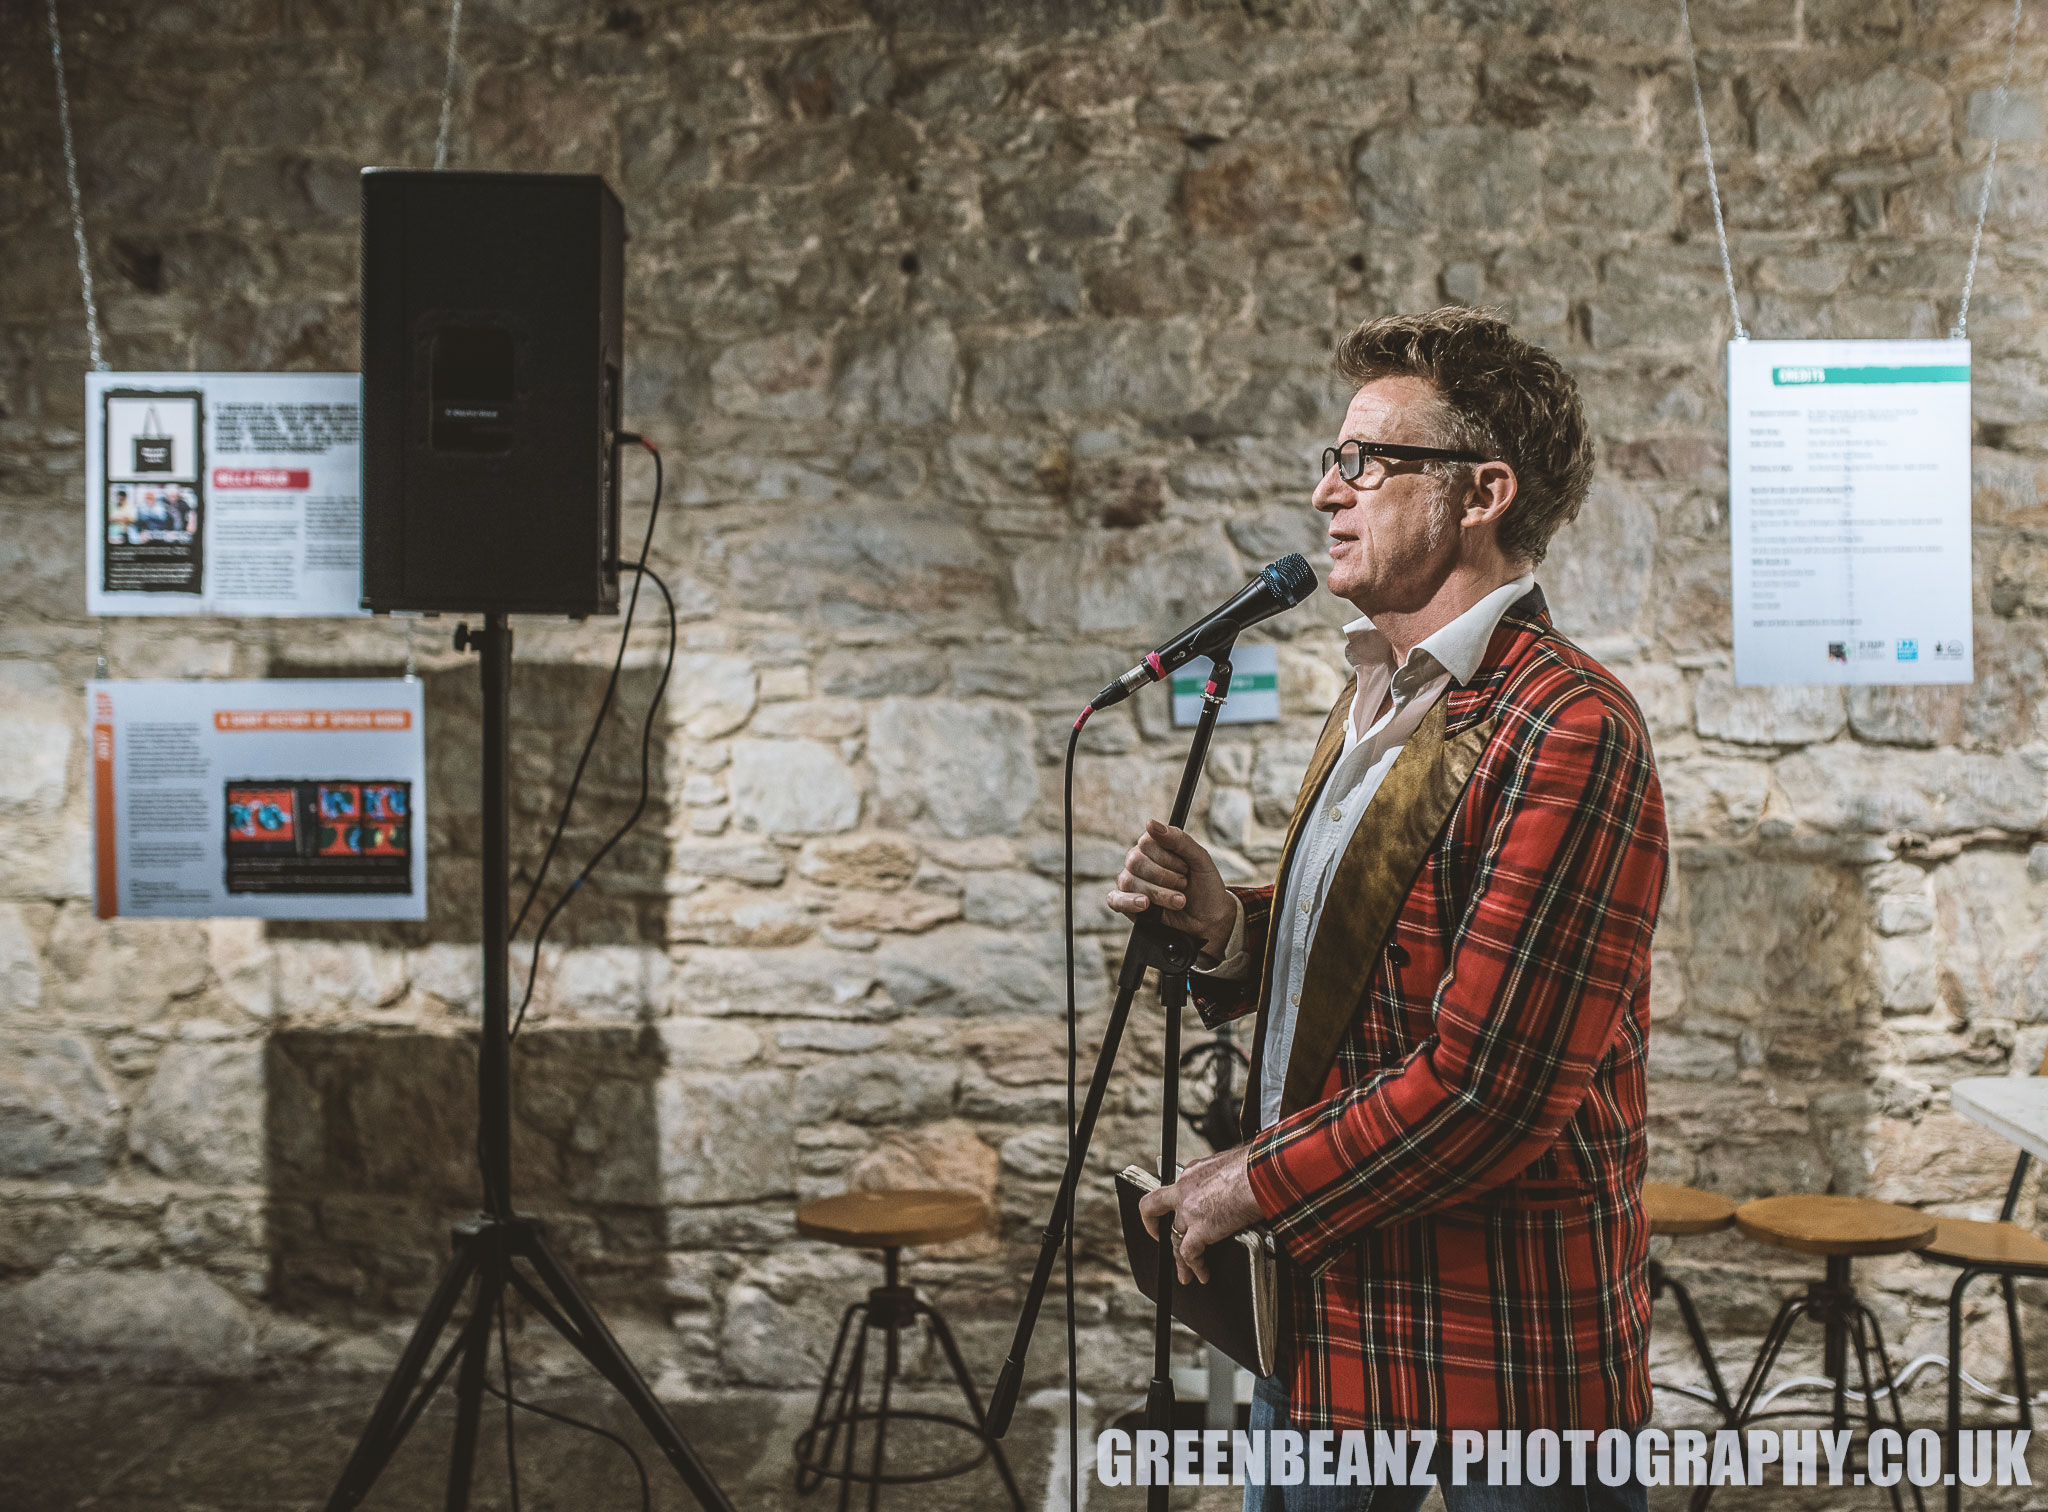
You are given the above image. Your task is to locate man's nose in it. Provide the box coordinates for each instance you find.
[1312,465,1348,514]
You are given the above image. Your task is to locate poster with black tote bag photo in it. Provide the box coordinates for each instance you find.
[101,386,204,595]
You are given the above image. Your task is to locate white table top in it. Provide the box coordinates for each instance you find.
[1950,1077,2048,1163]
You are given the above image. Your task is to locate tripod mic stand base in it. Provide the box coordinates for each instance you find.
[324,1210,735,1512]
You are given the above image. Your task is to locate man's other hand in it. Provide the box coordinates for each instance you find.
[1106,820,1236,963]
[1136,1145,1262,1286]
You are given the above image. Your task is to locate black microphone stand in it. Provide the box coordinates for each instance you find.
[985,648,1237,1510]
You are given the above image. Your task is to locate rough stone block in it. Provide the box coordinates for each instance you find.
[670,654,758,740]
[0,1032,121,1183]
[1775,746,2048,835]
[0,902,45,1011]
[0,663,72,815]
[727,739,861,836]
[659,1070,795,1205]
[1353,126,1542,232]
[1935,851,2048,1024]
[1251,738,1318,827]
[1011,522,1243,637]
[1847,684,1966,748]
[867,699,1038,837]
[1542,480,1658,641]
[969,319,1200,422]
[1694,672,1847,745]
[1658,758,1770,839]
[0,1266,257,1380]
[793,1053,959,1125]
[129,1039,265,1186]
[835,319,958,425]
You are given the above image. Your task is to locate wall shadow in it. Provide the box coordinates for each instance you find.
[265,1025,667,1322]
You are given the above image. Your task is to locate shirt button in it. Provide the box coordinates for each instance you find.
[1327,807,1342,823]
[1299,896,1311,914]
[1289,991,1301,1008]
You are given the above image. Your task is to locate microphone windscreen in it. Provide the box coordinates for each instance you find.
[1267,553,1317,605]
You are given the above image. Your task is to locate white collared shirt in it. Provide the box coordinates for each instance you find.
[1206,574,1537,1129]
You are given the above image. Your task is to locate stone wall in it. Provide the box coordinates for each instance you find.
[5,0,2048,1424]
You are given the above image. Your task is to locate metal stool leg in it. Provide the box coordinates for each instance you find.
[1855,1296,1926,1512]
[1654,1257,1735,1424]
[1848,1308,1908,1512]
[1692,1293,1808,1512]
[926,1297,1025,1511]
[833,1320,871,1512]
[1947,1269,1977,1512]
[2002,1273,2033,1427]
[797,1302,865,1494]
[865,1250,901,1512]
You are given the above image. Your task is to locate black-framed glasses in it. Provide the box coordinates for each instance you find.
[1321,439,1490,488]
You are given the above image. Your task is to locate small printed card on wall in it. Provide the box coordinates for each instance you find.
[86,371,366,617]
[89,679,426,920]
[1172,643,1281,726]
[1727,339,1973,686]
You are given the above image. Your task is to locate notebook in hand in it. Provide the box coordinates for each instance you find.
[1116,1164,1279,1379]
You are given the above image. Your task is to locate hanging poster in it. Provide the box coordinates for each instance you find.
[90,679,426,920]
[1728,339,1973,686]
[86,371,365,617]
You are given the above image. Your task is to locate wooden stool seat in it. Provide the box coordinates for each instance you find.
[1916,1215,2048,1272]
[1734,1194,1936,1257]
[796,1189,988,1251]
[1646,1182,1736,1237]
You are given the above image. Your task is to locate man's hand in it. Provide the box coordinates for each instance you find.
[1106,820,1236,964]
[1136,1145,1262,1286]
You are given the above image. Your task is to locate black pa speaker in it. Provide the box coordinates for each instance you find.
[360,169,624,617]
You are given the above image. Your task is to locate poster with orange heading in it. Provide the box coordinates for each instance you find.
[89,679,425,919]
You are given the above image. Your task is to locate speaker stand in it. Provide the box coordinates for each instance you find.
[322,614,735,1512]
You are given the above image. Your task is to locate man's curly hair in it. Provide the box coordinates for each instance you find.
[1334,308,1595,566]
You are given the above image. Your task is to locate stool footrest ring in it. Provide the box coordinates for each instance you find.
[794,1408,993,1487]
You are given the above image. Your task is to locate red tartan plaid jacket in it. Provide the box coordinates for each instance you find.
[1190,586,1667,1434]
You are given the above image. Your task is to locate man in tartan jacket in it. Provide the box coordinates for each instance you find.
[1115,309,1668,1512]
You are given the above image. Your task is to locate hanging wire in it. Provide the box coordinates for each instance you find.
[433,0,465,170]
[44,0,106,371]
[1677,0,1748,341]
[1955,0,2027,340]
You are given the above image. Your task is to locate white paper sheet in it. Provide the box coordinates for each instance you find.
[86,371,365,617]
[1727,339,1973,686]
[89,679,426,920]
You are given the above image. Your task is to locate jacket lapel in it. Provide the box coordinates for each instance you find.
[1278,697,1502,1118]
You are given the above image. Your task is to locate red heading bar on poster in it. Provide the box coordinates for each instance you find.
[213,709,412,731]
[212,467,311,489]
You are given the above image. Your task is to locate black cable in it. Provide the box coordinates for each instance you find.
[499,1294,520,1511]
[481,1381,653,1512]
[508,438,662,945]
[1062,715,1084,1510]
[511,561,677,1038]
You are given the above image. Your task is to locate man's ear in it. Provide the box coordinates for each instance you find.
[1462,460,1517,526]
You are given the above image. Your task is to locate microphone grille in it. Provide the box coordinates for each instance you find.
[1267,553,1317,605]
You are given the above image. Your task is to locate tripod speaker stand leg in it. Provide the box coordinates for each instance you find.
[320,616,736,1512]
[324,1230,485,1510]
[515,1219,734,1505]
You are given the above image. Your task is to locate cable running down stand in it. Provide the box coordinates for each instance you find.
[322,615,735,1512]
[985,649,1238,1512]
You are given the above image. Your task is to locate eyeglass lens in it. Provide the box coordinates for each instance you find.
[1322,441,1374,483]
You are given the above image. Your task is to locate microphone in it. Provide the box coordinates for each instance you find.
[1086,553,1318,713]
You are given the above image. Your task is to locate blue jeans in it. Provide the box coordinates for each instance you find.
[1242,1373,1652,1512]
